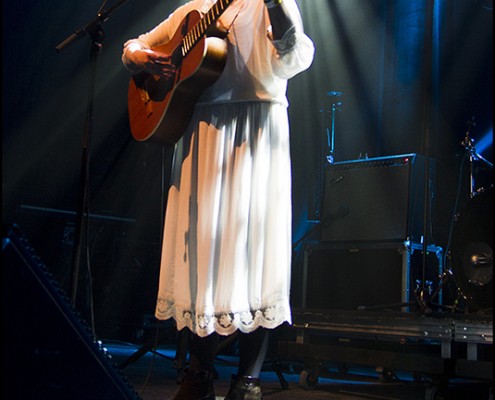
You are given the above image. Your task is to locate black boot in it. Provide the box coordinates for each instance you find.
[224,375,262,400]
[168,369,215,400]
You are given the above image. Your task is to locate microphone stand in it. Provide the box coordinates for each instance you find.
[55,0,129,310]
[326,91,343,164]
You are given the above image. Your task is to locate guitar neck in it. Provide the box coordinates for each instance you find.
[181,0,235,55]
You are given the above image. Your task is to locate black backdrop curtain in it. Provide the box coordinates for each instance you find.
[3,0,492,340]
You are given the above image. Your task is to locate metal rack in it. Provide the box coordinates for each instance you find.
[278,308,492,399]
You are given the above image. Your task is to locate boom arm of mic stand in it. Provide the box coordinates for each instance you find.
[55,0,129,52]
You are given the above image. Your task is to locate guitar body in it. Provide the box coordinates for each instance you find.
[127,10,228,145]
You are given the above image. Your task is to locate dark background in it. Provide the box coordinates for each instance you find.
[2,0,493,341]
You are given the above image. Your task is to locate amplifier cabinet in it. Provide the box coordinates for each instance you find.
[321,153,434,243]
[300,241,443,312]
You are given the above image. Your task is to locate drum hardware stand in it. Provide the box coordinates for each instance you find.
[425,269,465,313]
[427,117,493,313]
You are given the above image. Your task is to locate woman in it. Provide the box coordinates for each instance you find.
[122,0,314,398]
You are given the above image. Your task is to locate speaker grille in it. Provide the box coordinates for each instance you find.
[321,153,433,242]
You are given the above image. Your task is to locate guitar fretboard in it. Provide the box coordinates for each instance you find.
[182,0,234,56]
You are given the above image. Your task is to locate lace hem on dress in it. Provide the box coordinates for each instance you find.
[155,297,292,337]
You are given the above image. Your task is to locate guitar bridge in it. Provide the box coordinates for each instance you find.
[139,90,153,117]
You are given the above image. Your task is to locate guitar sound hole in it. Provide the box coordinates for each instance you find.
[145,74,174,101]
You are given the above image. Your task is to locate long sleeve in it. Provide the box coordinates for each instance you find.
[270,25,315,79]
[268,0,315,79]
[122,0,314,104]
[121,1,198,72]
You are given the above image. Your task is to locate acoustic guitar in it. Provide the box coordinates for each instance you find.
[127,0,236,145]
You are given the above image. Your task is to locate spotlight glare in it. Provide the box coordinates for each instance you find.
[476,129,493,154]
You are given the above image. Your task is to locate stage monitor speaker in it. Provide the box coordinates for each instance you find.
[321,153,433,242]
[1,224,142,400]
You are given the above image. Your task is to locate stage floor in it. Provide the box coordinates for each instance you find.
[105,339,492,400]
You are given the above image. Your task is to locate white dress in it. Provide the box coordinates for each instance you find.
[123,0,314,337]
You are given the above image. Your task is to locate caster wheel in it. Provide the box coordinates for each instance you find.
[299,369,319,390]
[425,384,446,400]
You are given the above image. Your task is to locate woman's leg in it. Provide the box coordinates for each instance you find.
[237,328,269,377]
[169,331,219,400]
[225,328,269,400]
[189,332,219,372]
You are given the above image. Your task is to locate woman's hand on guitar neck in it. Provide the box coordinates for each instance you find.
[127,47,176,78]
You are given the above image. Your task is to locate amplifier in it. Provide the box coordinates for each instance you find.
[320,153,434,242]
[301,241,443,312]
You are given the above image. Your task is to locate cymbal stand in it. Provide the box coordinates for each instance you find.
[460,117,493,198]
[428,118,493,313]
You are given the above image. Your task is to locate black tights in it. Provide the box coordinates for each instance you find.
[188,328,269,378]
